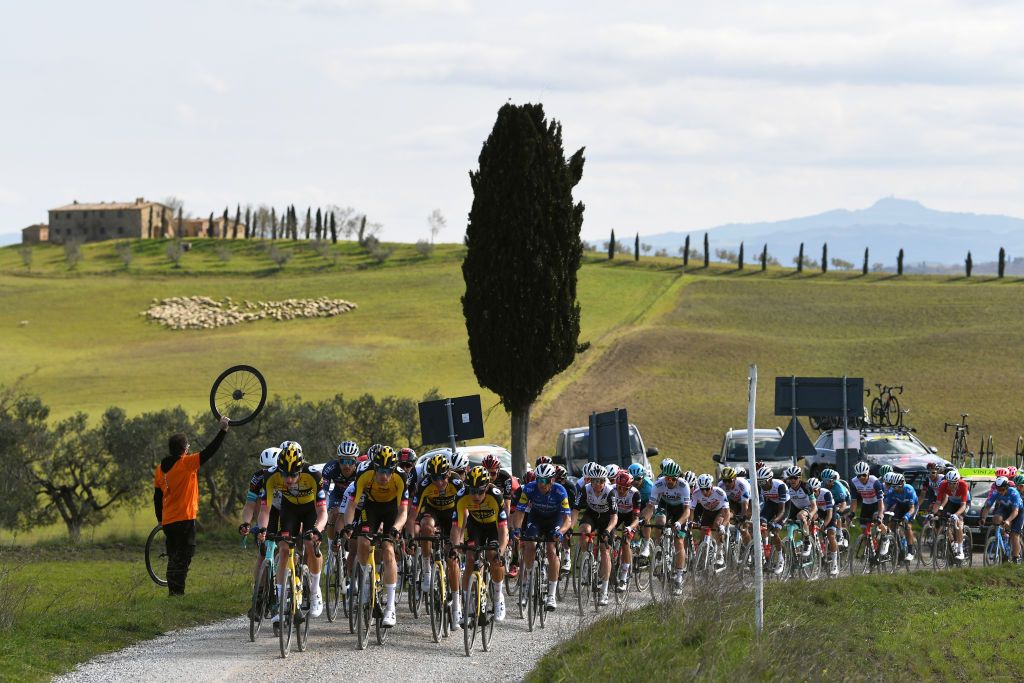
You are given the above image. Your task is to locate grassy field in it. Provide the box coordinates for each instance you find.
[0,537,252,682]
[529,565,1024,682]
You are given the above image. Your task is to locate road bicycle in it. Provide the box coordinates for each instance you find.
[870,384,904,427]
[266,532,318,658]
[886,512,914,573]
[931,512,973,571]
[351,530,390,650]
[413,531,452,643]
[782,518,820,581]
[748,521,787,580]
[323,535,346,623]
[983,521,1013,567]
[850,516,896,575]
[809,517,846,579]
[917,512,940,568]
[247,532,278,641]
[609,527,643,602]
[944,413,971,468]
[646,522,685,601]
[574,530,607,615]
[453,541,500,656]
[405,539,425,619]
[691,525,724,586]
[519,535,553,632]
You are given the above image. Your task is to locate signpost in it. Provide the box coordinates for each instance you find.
[774,376,864,482]
[418,394,484,454]
[588,408,631,467]
[747,365,764,636]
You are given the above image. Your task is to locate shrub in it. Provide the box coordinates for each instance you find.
[165,241,184,268]
[267,244,292,268]
[18,246,32,271]
[64,240,83,269]
[215,246,232,263]
[415,239,434,257]
[116,242,133,268]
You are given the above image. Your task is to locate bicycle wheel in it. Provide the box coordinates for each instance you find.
[983,528,998,566]
[963,527,975,567]
[375,583,389,646]
[662,538,678,600]
[880,534,898,574]
[295,567,310,652]
[355,566,370,651]
[918,524,935,567]
[850,537,868,576]
[886,397,901,428]
[279,568,294,658]
[481,579,496,652]
[693,542,713,586]
[613,547,625,605]
[463,576,479,656]
[634,542,651,593]
[144,524,169,587]
[209,364,267,426]
[571,545,585,598]
[932,534,948,571]
[537,562,548,629]
[556,551,571,601]
[804,539,822,581]
[503,543,517,597]
[325,546,340,622]
[576,552,592,616]
[249,558,271,641]
[408,551,423,618]
[429,564,443,643]
[516,567,526,620]
[870,397,884,425]
[526,568,537,632]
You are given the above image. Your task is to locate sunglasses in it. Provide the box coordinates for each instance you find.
[430,473,448,481]
[376,467,395,475]
[467,486,487,495]
[399,462,414,469]
[700,487,711,493]
[665,476,678,482]
[536,477,552,485]
[339,458,356,466]
[283,472,300,479]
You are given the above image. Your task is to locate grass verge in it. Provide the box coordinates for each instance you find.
[529,566,1024,682]
[0,535,252,681]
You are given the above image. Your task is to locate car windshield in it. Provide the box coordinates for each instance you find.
[861,437,928,456]
[969,480,993,512]
[569,430,643,473]
[727,437,782,461]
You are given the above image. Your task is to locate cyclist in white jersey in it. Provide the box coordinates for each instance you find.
[691,473,730,566]
[783,466,818,544]
[641,461,691,594]
[718,467,752,545]
[756,467,791,573]
[571,462,618,606]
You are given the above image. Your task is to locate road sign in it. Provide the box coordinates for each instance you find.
[773,377,864,417]
[588,408,631,467]
[777,417,817,459]
[418,395,484,446]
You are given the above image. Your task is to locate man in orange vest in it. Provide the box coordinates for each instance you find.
[154,415,230,596]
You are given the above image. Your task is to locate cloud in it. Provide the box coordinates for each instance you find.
[175,103,198,124]
[195,71,227,94]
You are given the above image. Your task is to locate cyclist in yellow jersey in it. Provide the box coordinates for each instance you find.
[352,445,409,628]
[452,466,509,621]
[413,454,464,628]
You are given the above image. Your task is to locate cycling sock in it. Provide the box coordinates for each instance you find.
[309,571,320,595]
[548,580,557,597]
[453,591,461,612]
[276,583,283,603]
[620,563,630,579]
[385,583,396,609]
[599,580,608,595]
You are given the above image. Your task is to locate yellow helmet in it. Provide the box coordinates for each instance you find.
[373,445,398,470]
[278,443,304,475]
[465,466,490,490]
[426,454,449,477]
[720,466,737,481]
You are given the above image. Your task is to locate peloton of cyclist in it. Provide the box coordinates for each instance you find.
[980,475,1023,564]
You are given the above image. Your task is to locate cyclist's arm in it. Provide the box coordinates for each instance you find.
[605,511,618,534]
[256,500,270,529]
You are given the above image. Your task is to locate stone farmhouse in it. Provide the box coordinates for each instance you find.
[44,198,174,244]
[20,224,49,244]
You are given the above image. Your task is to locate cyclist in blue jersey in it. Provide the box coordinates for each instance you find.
[980,476,1023,563]
[882,472,918,563]
[628,462,655,558]
[511,463,572,611]
[322,440,360,547]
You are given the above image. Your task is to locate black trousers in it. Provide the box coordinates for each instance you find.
[163,519,197,596]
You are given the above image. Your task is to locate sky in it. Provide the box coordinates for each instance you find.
[3,0,1024,244]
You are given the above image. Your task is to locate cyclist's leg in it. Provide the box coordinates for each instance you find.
[419,511,436,589]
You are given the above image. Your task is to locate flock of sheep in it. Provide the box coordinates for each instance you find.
[142,295,358,330]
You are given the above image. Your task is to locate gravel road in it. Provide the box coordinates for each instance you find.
[55,583,633,683]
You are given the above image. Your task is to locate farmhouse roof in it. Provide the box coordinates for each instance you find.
[50,198,169,212]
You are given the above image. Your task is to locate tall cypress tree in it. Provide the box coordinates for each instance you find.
[703,232,709,268]
[634,233,640,261]
[233,204,241,239]
[822,243,828,273]
[738,241,744,270]
[966,251,973,278]
[221,208,229,239]
[208,211,215,238]
[999,247,1006,278]
[270,208,278,240]
[897,248,904,275]
[797,243,804,273]
[683,234,690,267]
[177,207,184,239]
[761,243,767,271]
[863,247,869,275]
[330,212,338,244]
[244,207,251,239]
[315,208,323,241]
[609,229,616,260]
[462,103,585,476]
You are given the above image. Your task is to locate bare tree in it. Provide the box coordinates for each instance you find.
[428,209,446,244]
[19,246,32,271]
[163,196,186,216]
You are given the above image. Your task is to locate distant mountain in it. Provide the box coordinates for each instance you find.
[0,232,20,247]
[639,198,1024,267]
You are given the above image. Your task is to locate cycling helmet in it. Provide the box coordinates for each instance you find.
[465,466,490,490]
[853,461,871,476]
[755,460,767,472]
[554,465,567,481]
[426,454,449,477]
[1008,466,1019,478]
[807,477,821,490]
[891,472,905,486]
[535,456,553,467]
[522,469,537,485]
[397,447,417,464]
[337,440,359,458]
[783,466,802,480]
[616,470,633,488]
[260,446,281,469]
[278,443,304,475]
[696,473,714,490]
[682,471,698,488]
[878,464,894,477]
[581,462,606,479]
[995,476,1009,488]
[756,466,774,481]
[735,466,748,478]
[366,443,384,460]
[661,461,682,478]
[945,469,961,483]
[279,440,303,458]
[821,469,838,483]
[482,454,500,471]
[356,459,372,473]
[605,464,619,481]
[628,463,646,481]
[720,466,737,481]
[882,472,897,485]
[373,445,398,470]
[534,463,557,480]
[1014,474,1024,486]
[449,451,469,471]
[996,467,1009,478]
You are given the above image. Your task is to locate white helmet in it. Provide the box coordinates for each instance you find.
[535,463,557,479]
[853,461,870,476]
[581,462,607,479]
[606,464,619,480]
[260,447,281,469]
[807,477,821,490]
[696,473,714,490]
[337,440,359,458]
[945,469,961,483]
[448,450,469,471]
[756,466,774,481]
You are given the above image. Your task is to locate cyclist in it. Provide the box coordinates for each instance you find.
[239,447,281,590]
[628,463,655,558]
[1014,473,1024,498]
[882,472,917,563]
[413,453,462,627]
[452,466,509,620]
[641,460,691,595]
[850,461,889,556]
[398,447,419,541]
[351,445,409,628]
[820,469,850,538]
[920,462,944,515]
[756,466,790,574]
[718,466,751,545]
[691,473,730,567]
[808,477,839,575]
[980,475,1023,563]
[255,443,328,626]
[783,466,817,553]
[322,440,360,548]
[511,463,572,612]
[612,469,641,592]
[935,469,969,561]
[449,450,470,480]
[482,454,516,515]
[553,464,576,572]
[571,462,618,606]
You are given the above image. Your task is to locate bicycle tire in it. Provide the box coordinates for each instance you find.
[295,568,310,652]
[481,579,495,652]
[870,398,884,426]
[918,524,935,567]
[662,537,677,600]
[850,536,866,575]
[571,545,584,598]
[526,568,537,632]
[209,364,267,426]
[880,534,898,574]
[516,569,526,621]
[408,552,423,618]
[886,397,901,428]
[325,546,340,622]
[964,527,975,567]
[279,568,293,658]
[355,566,370,650]
[145,524,168,587]
[429,565,443,643]
[537,560,548,629]
[375,585,389,646]
[463,575,478,656]
[613,544,625,605]
[249,558,270,641]
[577,552,592,616]
[634,544,651,593]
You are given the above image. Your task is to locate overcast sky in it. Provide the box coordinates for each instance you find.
[2,0,1024,244]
